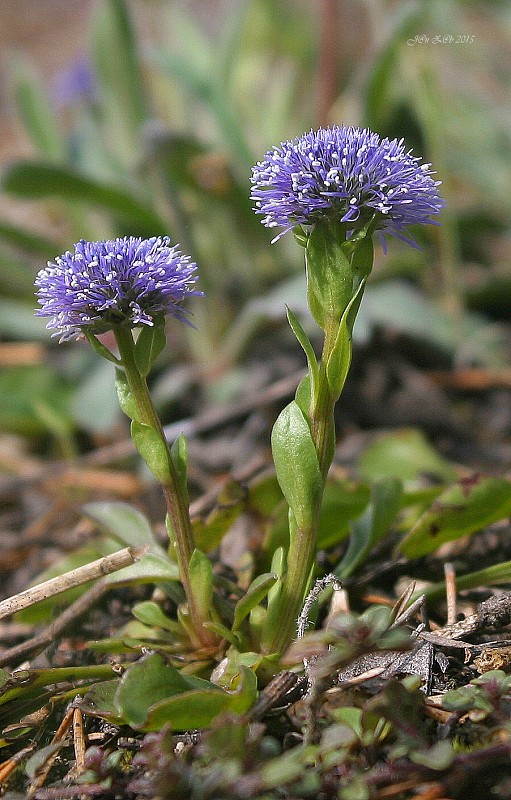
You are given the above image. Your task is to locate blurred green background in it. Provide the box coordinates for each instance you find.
[0,0,510,452]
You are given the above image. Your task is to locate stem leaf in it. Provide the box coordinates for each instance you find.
[305,220,352,330]
[115,368,142,423]
[286,306,318,405]
[271,400,323,532]
[326,279,366,399]
[84,330,121,365]
[131,420,172,484]
[134,318,166,377]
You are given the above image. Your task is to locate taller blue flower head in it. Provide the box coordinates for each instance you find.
[251,126,444,245]
[35,236,201,341]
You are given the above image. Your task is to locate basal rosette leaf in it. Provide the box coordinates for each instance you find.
[398,475,511,558]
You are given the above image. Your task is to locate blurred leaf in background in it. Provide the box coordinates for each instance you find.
[0,0,509,446]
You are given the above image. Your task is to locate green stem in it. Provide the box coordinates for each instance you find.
[113,326,214,648]
[265,321,338,656]
[265,512,315,655]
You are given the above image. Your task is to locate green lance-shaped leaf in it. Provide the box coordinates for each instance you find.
[131,420,173,484]
[271,400,323,532]
[398,475,511,559]
[336,477,403,580]
[2,162,166,233]
[134,317,167,377]
[326,279,367,400]
[132,601,182,634]
[348,231,375,280]
[286,306,319,405]
[84,331,121,366]
[90,0,146,161]
[188,548,214,623]
[84,501,159,549]
[294,374,312,419]
[232,572,278,632]
[11,54,66,161]
[305,219,353,330]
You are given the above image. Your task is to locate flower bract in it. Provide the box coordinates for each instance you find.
[250,126,445,245]
[35,236,201,340]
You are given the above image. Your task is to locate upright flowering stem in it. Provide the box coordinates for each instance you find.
[35,236,215,649]
[252,126,444,656]
[112,329,196,586]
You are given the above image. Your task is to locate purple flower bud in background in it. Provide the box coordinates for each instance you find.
[251,125,444,246]
[51,58,96,110]
[35,236,202,341]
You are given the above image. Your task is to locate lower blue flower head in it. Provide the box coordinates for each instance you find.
[251,126,445,246]
[35,236,202,341]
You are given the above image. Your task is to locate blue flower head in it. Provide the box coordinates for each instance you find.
[251,126,444,246]
[35,236,202,341]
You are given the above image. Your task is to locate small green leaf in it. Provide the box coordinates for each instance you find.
[115,368,141,422]
[410,740,454,770]
[83,501,179,583]
[78,680,124,724]
[132,601,182,634]
[294,374,312,419]
[115,652,205,728]
[142,666,257,731]
[203,621,241,648]
[115,654,257,732]
[25,743,66,779]
[286,306,318,404]
[134,318,166,377]
[107,552,178,584]
[233,573,278,632]
[399,475,511,558]
[131,420,172,483]
[84,330,121,365]
[348,233,375,279]
[271,401,322,532]
[189,548,213,623]
[336,478,403,580]
[326,280,366,400]
[84,501,157,549]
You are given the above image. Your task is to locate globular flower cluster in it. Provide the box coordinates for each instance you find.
[251,125,444,245]
[35,236,201,341]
